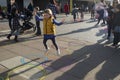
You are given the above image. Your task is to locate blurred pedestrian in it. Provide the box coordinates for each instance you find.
[64,3,69,16]
[46,0,57,19]
[96,0,106,25]
[34,7,42,36]
[7,0,18,30]
[111,4,120,48]
[72,6,78,22]
[7,8,20,42]
[91,3,95,19]
[106,5,114,40]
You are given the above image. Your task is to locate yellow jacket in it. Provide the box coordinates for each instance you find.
[43,18,56,35]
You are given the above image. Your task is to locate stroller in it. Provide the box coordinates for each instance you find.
[19,9,35,34]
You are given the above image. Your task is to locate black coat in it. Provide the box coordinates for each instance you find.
[7,3,18,18]
[112,11,120,30]
[107,8,114,27]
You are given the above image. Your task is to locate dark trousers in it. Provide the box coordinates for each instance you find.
[97,18,105,24]
[97,9,105,24]
[113,32,120,45]
[8,18,12,30]
[107,25,112,38]
[65,12,69,16]
[73,14,76,21]
[7,28,20,41]
[43,37,58,50]
[91,10,95,18]
[36,21,41,35]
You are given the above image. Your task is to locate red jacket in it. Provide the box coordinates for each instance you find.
[64,4,69,13]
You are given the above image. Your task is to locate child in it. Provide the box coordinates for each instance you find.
[72,6,78,22]
[35,9,65,55]
[7,8,20,42]
[34,7,42,36]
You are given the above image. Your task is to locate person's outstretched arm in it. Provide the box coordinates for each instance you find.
[35,15,43,21]
[53,19,65,26]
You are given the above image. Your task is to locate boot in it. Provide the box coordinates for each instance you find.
[7,34,11,40]
[14,36,19,42]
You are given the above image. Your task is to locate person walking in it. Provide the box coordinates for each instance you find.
[111,4,120,48]
[96,0,106,25]
[91,3,95,19]
[35,9,65,55]
[106,6,114,40]
[7,0,18,30]
[7,8,20,42]
[72,6,78,22]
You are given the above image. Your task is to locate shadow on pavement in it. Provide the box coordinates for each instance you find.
[30,42,120,80]
[0,58,51,80]
[58,24,98,37]
[0,35,42,46]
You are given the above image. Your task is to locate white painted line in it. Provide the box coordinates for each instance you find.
[0,36,7,41]
[0,30,10,33]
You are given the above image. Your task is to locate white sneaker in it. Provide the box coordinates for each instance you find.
[45,47,50,53]
[56,49,61,56]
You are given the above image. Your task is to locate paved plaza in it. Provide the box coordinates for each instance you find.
[0,14,120,80]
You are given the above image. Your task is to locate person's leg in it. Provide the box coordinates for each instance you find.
[51,37,60,55]
[81,12,83,19]
[73,14,76,21]
[113,32,119,46]
[7,29,15,40]
[51,37,58,50]
[14,28,20,42]
[14,35,18,42]
[7,34,12,40]
[107,25,111,39]
[118,33,120,44]
[35,21,41,35]
[65,12,67,16]
[97,18,101,24]
[8,18,12,30]
[102,18,106,24]
[43,38,49,50]
[91,12,93,18]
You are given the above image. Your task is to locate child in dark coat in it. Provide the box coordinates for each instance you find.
[7,8,20,42]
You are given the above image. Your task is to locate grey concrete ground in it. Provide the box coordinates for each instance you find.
[0,13,120,80]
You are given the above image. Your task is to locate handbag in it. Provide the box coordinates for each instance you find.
[114,26,120,33]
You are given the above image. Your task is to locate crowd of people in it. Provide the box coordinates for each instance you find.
[4,0,65,55]
[94,0,120,48]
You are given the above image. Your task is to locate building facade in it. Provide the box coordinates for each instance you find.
[5,0,50,11]
[1,0,115,12]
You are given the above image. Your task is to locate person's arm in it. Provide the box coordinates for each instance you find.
[35,15,43,21]
[53,19,65,26]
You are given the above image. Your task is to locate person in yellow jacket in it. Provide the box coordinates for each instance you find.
[35,9,65,55]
